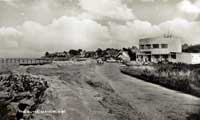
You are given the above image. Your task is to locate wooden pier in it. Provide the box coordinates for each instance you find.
[0,58,53,65]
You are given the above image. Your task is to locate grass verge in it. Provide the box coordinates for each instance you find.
[120,64,200,97]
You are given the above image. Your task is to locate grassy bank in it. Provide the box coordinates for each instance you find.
[120,63,200,97]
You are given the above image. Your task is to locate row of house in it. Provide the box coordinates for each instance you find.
[136,34,200,64]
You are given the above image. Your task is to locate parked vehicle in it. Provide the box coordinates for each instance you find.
[97,58,104,65]
[106,58,117,63]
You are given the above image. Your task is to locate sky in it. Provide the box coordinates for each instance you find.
[1,0,200,57]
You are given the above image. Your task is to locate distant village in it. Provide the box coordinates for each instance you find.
[43,47,136,63]
[43,34,200,65]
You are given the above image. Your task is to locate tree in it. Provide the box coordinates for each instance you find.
[122,48,128,51]
[45,52,50,57]
[69,49,81,56]
[78,49,82,53]
[122,47,136,61]
[182,43,189,51]
[63,51,67,55]
[127,48,136,61]
[96,48,103,58]
[131,46,138,50]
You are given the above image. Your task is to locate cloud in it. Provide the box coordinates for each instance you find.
[109,18,200,48]
[109,20,161,48]
[79,0,135,20]
[140,0,169,2]
[0,16,112,57]
[1,0,135,25]
[177,0,200,20]
[159,18,191,33]
[178,0,200,13]
[1,0,200,57]
[0,27,21,36]
[1,16,200,57]
[0,0,16,6]
[0,0,81,26]
[159,18,200,44]
[140,0,155,2]
[0,27,22,49]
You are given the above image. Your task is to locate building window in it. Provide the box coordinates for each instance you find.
[161,44,168,48]
[146,44,151,49]
[144,51,151,54]
[139,45,144,49]
[154,55,159,58]
[163,55,168,59]
[171,54,176,59]
[153,44,159,48]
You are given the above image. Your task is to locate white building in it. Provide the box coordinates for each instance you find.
[137,34,200,64]
[176,53,200,64]
[119,51,130,62]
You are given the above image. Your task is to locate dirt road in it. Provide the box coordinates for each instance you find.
[96,63,200,120]
[18,61,200,120]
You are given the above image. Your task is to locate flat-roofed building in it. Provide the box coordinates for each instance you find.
[137,34,182,63]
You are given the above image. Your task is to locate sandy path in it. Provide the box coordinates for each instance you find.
[97,63,200,120]
[26,61,116,120]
